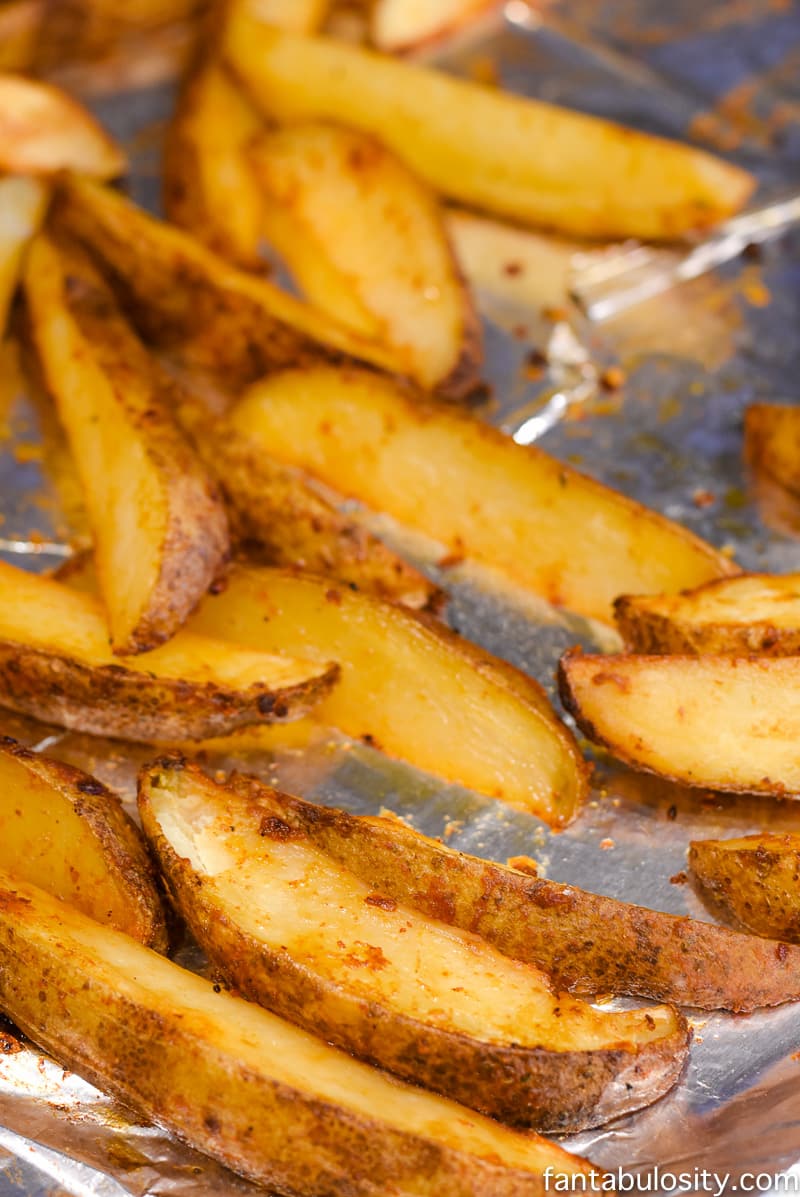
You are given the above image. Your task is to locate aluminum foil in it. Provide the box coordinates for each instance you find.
[4,2,800,1192]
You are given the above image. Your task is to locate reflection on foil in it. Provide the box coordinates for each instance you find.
[3,1,800,1195]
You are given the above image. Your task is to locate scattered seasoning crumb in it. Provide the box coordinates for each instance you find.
[542,305,569,323]
[503,260,523,277]
[511,324,529,340]
[670,871,688,885]
[507,855,539,877]
[443,819,464,840]
[599,837,615,850]
[692,488,716,508]
[13,441,43,465]
[599,366,626,391]
[667,804,678,821]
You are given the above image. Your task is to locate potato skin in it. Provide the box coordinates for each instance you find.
[0,639,337,743]
[689,835,800,943]
[218,771,800,1013]
[140,761,688,1133]
[0,876,599,1197]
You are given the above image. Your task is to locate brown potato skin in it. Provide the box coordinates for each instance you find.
[0,877,599,1197]
[210,770,800,1013]
[689,834,800,943]
[614,586,800,656]
[0,735,167,949]
[139,761,689,1133]
[0,639,337,743]
[30,234,230,655]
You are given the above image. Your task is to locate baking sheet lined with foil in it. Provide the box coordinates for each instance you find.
[4,1,800,1193]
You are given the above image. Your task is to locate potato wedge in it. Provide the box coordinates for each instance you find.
[24,233,230,654]
[164,60,265,267]
[0,74,125,178]
[689,834,800,942]
[0,1,43,72]
[0,736,166,949]
[224,20,754,240]
[371,0,500,51]
[0,563,337,742]
[745,404,800,533]
[234,0,330,31]
[0,872,601,1195]
[229,365,736,625]
[185,565,589,826]
[251,122,482,396]
[0,175,48,335]
[140,759,690,1131]
[615,574,800,656]
[559,649,800,796]
[192,769,800,1012]
[54,175,406,384]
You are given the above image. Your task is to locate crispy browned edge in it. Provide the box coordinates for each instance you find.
[173,387,445,612]
[161,760,800,1012]
[138,759,689,1132]
[614,576,800,656]
[0,636,338,743]
[0,734,167,950]
[689,835,800,943]
[28,233,230,654]
[0,873,602,1197]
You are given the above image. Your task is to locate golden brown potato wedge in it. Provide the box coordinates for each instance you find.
[251,122,482,396]
[0,74,125,177]
[24,233,229,654]
[0,562,337,742]
[229,365,736,625]
[54,175,407,384]
[140,759,690,1131]
[167,380,443,610]
[745,404,800,536]
[199,770,800,1012]
[615,573,800,656]
[0,175,48,335]
[559,649,800,796]
[224,19,754,240]
[0,871,601,1195]
[371,0,500,51]
[0,1,43,72]
[164,60,264,267]
[0,736,166,949]
[185,565,589,826]
[689,834,800,942]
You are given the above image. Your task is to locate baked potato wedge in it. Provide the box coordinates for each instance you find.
[251,122,482,396]
[745,403,800,535]
[615,573,800,656]
[24,232,229,655]
[54,175,406,384]
[371,0,501,51]
[689,834,800,942]
[0,736,166,949]
[0,74,125,177]
[164,60,264,267]
[229,365,736,625]
[559,649,800,796]
[185,565,589,826]
[0,562,337,741]
[203,773,800,1012]
[0,871,601,1195]
[0,174,48,335]
[224,19,754,240]
[140,759,690,1131]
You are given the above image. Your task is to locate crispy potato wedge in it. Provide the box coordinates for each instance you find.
[54,176,407,384]
[224,20,754,240]
[215,773,800,1012]
[185,565,589,826]
[745,404,800,535]
[615,574,800,656]
[140,760,690,1131]
[0,175,48,335]
[24,233,229,654]
[0,74,125,177]
[164,60,264,267]
[178,403,443,610]
[0,563,337,742]
[229,365,736,624]
[0,872,601,1195]
[251,122,482,396]
[559,649,800,796]
[689,834,800,942]
[0,736,166,949]
[371,0,500,51]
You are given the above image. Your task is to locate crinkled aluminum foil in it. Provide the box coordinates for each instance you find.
[4,2,800,1193]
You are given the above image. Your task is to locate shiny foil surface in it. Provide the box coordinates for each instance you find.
[3,2,800,1193]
